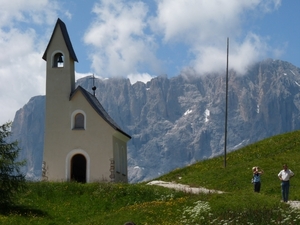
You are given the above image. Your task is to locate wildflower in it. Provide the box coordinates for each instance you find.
[181,201,211,223]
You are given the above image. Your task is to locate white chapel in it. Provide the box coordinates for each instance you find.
[42,18,131,183]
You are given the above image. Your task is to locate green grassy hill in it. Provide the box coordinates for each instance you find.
[159,129,300,196]
[1,130,300,224]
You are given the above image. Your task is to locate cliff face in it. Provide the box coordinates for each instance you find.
[10,95,45,179]
[10,59,300,182]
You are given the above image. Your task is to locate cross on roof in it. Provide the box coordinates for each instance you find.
[89,74,97,96]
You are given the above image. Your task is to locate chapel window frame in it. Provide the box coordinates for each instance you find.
[71,110,86,130]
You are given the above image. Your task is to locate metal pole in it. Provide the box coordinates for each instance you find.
[224,37,229,168]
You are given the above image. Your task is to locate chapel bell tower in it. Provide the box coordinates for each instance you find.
[42,18,78,181]
[42,18,78,99]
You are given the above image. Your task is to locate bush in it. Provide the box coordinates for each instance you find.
[0,122,26,206]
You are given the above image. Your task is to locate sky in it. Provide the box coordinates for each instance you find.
[0,0,299,125]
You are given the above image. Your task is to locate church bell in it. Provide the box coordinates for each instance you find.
[57,54,64,63]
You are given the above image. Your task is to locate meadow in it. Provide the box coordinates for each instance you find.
[1,130,300,224]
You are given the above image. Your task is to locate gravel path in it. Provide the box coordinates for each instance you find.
[147,180,224,194]
[148,180,300,210]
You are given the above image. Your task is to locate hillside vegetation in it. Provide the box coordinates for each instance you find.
[1,130,300,224]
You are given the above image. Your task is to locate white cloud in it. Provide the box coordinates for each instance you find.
[0,0,59,26]
[75,72,94,81]
[150,0,282,75]
[0,51,46,124]
[0,0,60,124]
[152,0,282,42]
[190,33,270,75]
[83,0,282,79]
[151,0,256,43]
[0,28,46,124]
[127,73,154,84]
[229,33,269,74]
[65,10,72,20]
[84,0,162,79]
[259,0,281,12]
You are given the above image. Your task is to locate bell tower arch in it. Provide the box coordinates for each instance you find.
[52,51,65,68]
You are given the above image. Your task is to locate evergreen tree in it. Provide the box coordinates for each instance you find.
[0,122,26,206]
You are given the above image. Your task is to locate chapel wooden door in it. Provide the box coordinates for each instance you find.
[71,154,86,183]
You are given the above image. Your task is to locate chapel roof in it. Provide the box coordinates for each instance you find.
[70,86,131,139]
[42,18,78,62]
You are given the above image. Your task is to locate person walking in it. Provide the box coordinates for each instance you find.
[278,164,294,202]
[252,166,264,193]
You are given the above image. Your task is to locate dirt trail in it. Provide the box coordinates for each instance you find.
[147,180,224,194]
[147,180,300,209]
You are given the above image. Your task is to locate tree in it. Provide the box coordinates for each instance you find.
[0,121,26,206]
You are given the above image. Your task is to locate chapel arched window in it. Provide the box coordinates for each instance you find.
[74,113,84,129]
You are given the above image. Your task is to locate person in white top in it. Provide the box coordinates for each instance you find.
[278,164,294,202]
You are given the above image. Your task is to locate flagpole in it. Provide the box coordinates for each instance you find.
[224,37,229,168]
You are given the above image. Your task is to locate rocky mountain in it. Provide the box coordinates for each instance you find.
[9,59,300,182]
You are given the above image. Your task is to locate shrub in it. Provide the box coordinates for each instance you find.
[0,122,26,206]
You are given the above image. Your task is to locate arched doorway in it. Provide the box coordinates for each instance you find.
[71,154,86,183]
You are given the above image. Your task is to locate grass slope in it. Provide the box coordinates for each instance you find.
[159,129,300,196]
[1,130,300,224]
